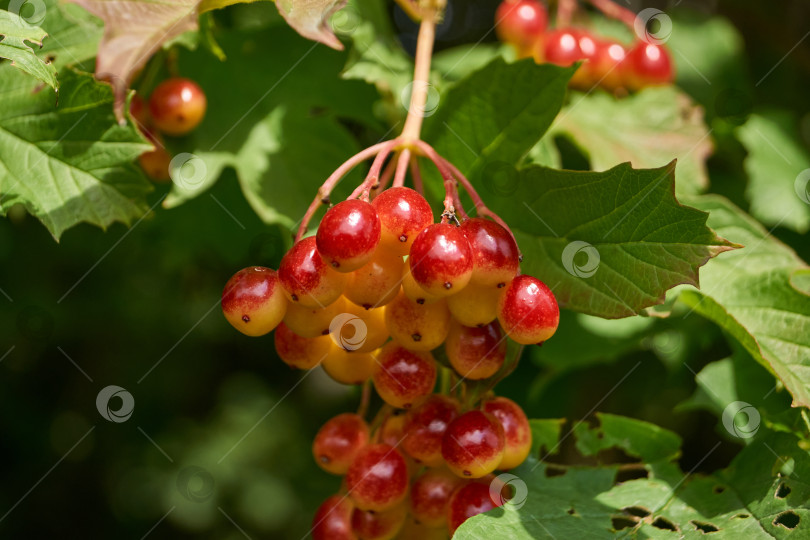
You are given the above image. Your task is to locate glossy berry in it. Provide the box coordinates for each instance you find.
[323,346,377,385]
[283,296,347,338]
[410,468,462,528]
[148,77,207,136]
[313,413,370,475]
[222,266,288,336]
[402,395,460,466]
[483,397,532,470]
[495,0,548,56]
[625,42,674,89]
[312,495,356,540]
[384,292,450,351]
[409,223,473,297]
[460,218,520,288]
[442,410,505,478]
[376,412,408,446]
[332,302,390,354]
[586,38,627,91]
[371,187,434,256]
[274,322,331,370]
[279,236,347,308]
[129,94,151,129]
[497,274,559,345]
[447,481,502,535]
[445,322,506,380]
[401,264,441,305]
[373,342,437,409]
[344,248,404,309]
[316,200,381,272]
[446,283,500,327]
[346,444,409,512]
[542,28,584,67]
[351,503,407,540]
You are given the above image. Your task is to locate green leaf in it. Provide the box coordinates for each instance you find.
[678,195,810,408]
[37,1,103,72]
[456,414,810,539]
[422,58,575,200]
[737,113,810,234]
[0,67,152,240]
[0,9,58,90]
[484,162,737,318]
[545,87,712,196]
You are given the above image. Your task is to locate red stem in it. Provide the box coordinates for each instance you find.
[557,0,576,27]
[350,140,400,201]
[586,0,636,28]
[393,149,411,188]
[295,142,391,242]
[372,151,399,198]
[409,157,424,195]
[410,141,467,221]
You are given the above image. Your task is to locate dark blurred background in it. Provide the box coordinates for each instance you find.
[1,0,808,538]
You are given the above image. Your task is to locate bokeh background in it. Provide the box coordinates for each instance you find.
[1,0,809,537]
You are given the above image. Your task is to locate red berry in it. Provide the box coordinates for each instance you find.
[625,42,674,89]
[316,200,381,272]
[495,0,549,55]
[279,236,347,308]
[148,77,207,136]
[497,274,559,345]
[460,218,519,288]
[351,503,407,540]
[542,28,585,67]
[312,495,357,540]
[222,266,288,336]
[442,410,505,478]
[313,413,370,475]
[373,342,437,409]
[409,223,473,297]
[274,322,331,369]
[410,468,462,528]
[371,187,434,256]
[447,481,502,535]
[138,133,172,182]
[483,397,532,470]
[445,321,506,380]
[402,395,460,466]
[129,94,151,129]
[346,444,409,512]
[588,39,628,91]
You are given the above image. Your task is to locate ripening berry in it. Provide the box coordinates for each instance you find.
[346,444,410,512]
[274,322,331,369]
[495,0,549,56]
[344,248,404,309]
[541,28,585,67]
[409,223,473,297]
[312,495,356,540]
[283,296,347,338]
[446,283,500,327]
[138,139,172,182]
[129,94,151,129]
[316,200,381,272]
[445,321,506,380]
[442,410,505,478]
[351,503,407,540]
[625,42,674,89]
[483,396,532,470]
[396,518,448,540]
[312,413,370,475]
[584,38,627,91]
[402,395,460,466]
[371,187,434,256]
[322,345,377,385]
[410,468,462,528]
[332,302,390,354]
[460,218,520,288]
[447,481,503,535]
[373,342,437,409]
[497,274,559,344]
[401,264,441,305]
[222,266,288,336]
[384,292,450,351]
[148,78,207,136]
[279,236,347,308]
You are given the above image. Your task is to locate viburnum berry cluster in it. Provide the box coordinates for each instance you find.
[221,133,559,537]
[496,0,674,92]
[129,77,207,181]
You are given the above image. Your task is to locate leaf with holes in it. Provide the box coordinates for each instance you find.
[482,161,737,318]
[455,413,810,538]
[677,195,810,408]
[0,66,151,240]
[0,9,58,90]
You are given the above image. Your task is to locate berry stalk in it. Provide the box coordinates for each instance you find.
[586,0,637,28]
[393,148,412,188]
[400,4,439,144]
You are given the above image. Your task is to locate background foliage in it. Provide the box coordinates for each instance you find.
[1,0,809,537]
